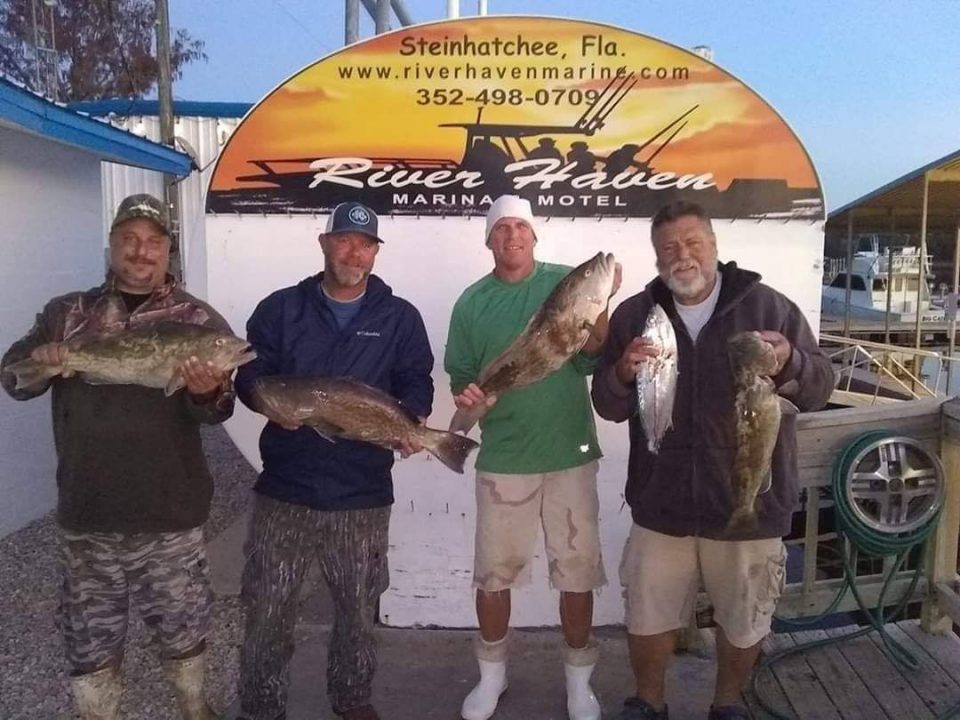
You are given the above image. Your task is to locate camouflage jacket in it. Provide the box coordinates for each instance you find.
[0,274,236,533]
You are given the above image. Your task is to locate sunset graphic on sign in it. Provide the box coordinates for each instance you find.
[208,17,822,220]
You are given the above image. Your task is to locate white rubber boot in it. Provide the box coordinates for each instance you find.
[162,650,220,720]
[460,636,508,720]
[564,642,601,720]
[70,665,122,720]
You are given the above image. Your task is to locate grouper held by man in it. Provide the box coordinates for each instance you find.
[5,321,256,396]
[253,375,480,474]
[449,251,618,434]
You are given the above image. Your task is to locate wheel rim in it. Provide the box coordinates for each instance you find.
[843,435,945,534]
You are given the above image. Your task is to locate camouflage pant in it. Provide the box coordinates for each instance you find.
[239,494,390,719]
[57,526,213,675]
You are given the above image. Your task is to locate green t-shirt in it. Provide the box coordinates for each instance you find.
[444,261,602,474]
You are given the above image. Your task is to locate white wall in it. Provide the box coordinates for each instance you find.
[0,126,106,536]
[206,213,825,627]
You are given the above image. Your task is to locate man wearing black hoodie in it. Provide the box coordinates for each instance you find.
[234,201,434,720]
[592,201,834,720]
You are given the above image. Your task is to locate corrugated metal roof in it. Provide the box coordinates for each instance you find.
[827,148,960,234]
[68,99,252,120]
[0,77,193,176]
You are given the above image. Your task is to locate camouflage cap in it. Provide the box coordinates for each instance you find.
[110,193,171,235]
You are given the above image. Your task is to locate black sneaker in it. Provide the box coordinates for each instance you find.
[707,704,750,719]
[619,696,670,720]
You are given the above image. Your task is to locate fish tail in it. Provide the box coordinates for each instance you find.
[449,403,490,434]
[4,358,62,391]
[724,507,759,538]
[425,429,480,474]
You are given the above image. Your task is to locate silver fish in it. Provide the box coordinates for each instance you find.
[449,252,617,433]
[253,375,480,474]
[5,321,256,395]
[636,304,678,453]
[725,331,789,535]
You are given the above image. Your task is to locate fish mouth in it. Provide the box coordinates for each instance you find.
[235,344,258,366]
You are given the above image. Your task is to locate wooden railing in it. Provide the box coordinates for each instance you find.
[781,397,960,636]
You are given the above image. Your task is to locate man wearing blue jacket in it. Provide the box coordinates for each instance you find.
[234,201,434,720]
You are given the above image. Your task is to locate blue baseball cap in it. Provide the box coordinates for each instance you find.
[324,201,382,243]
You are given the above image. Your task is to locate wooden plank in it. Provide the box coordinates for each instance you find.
[868,623,960,716]
[746,636,799,720]
[802,490,820,606]
[797,398,945,431]
[789,629,888,720]
[899,619,960,681]
[763,632,841,720]
[826,626,935,719]
[778,576,927,619]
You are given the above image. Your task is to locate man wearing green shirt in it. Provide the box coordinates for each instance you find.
[445,195,620,720]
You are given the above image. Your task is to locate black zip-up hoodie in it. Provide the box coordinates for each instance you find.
[591,262,835,540]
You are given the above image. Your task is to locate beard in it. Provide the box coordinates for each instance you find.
[658,253,717,302]
[329,263,368,288]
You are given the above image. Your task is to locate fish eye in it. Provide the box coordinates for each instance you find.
[216,338,226,346]
[585,270,592,277]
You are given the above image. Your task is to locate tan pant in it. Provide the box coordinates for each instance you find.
[473,460,606,593]
[619,525,786,648]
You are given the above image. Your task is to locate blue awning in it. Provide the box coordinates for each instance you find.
[68,99,252,120]
[0,78,193,177]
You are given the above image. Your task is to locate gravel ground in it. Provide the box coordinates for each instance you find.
[0,426,256,720]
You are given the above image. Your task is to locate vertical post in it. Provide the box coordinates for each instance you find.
[885,246,894,346]
[922,399,960,634]
[914,172,930,350]
[345,0,360,44]
[843,213,854,338]
[375,0,391,33]
[949,217,960,394]
[155,0,180,280]
[478,0,488,14]
[448,0,460,18]
[31,0,42,91]
[47,2,58,101]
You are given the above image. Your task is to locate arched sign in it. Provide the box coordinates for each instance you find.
[202,16,825,628]
[208,16,822,221]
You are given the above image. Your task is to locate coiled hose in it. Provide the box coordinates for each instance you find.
[751,430,955,719]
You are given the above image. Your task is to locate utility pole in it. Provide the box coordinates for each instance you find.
[155,0,182,279]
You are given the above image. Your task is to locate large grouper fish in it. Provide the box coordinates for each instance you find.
[448,252,618,434]
[253,375,480,474]
[636,304,678,453]
[5,321,256,395]
[725,331,796,535]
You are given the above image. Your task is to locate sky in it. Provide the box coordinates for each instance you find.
[168,0,960,211]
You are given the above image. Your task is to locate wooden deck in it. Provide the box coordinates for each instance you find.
[747,620,960,719]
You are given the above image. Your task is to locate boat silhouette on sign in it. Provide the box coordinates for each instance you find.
[206,72,824,220]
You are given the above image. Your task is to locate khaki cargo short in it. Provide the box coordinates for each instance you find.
[619,525,786,648]
[473,460,606,593]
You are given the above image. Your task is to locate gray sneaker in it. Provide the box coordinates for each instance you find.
[619,696,670,720]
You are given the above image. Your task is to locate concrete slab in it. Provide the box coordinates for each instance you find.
[278,625,719,720]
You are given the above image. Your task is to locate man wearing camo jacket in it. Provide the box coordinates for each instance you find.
[1,194,234,720]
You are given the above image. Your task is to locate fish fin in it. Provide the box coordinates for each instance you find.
[425,429,480,474]
[4,358,61,391]
[164,371,185,396]
[309,420,342,443]
[723,507,759,539]
[449,396,496,434]
[581,320,605,345]
[778,397,800,415]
